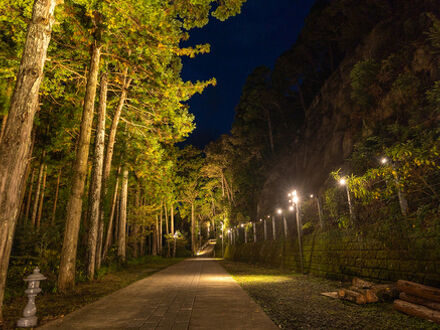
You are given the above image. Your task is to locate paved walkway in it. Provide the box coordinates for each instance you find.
[40,258,277,329]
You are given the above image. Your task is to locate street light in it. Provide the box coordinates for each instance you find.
[277,208,282,214]
[290,191,304,274]
[289,205,294,211]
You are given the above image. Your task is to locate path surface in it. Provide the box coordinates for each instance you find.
[39,258,277,330]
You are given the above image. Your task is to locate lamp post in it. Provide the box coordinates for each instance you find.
[253,222,257,242]
[292,192,304,274]
[339,178,354,220]
[381,157,408,216]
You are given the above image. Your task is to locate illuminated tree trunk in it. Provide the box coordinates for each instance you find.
[51,169,61,225]
[159,205,163,255]
[31,160,44,227]
[132,183,140,258]
[165,202,170,257]
[102,167,120,261]
[191,202,195,255]
[97,71,131,270]
[0,113,8,144]
[58,42,101,292]
[86,73,107,279]
[118,167,128,262]
[170,204,174,234]
[36,164,47,229]
[0,0,57,320]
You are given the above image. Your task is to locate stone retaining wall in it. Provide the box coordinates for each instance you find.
[224,224,440,286]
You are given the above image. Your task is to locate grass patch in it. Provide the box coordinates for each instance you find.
[3,256,182,329]
[220,260,439,330]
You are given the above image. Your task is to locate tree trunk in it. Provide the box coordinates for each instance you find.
[114,193,120,245]
[96,71,131,269]
[24,168,36,224]
[152,225,157,256]
[31,160,45,227]
[132,183,140,258]
[58,42,101,293]
[164,202,170,257]
[51,168,61,225]
[0,113,8,144]
[0,0,57,320]
[191,202,195,256]
[159,205,163,255]
[86,73,107,279]
[400,292,440,312]
[36,164,47,229]
[170,204,174,234]
[394,299,440,324]
[397,280,440,303]
[117,167,128,262]
[102,167,120,261]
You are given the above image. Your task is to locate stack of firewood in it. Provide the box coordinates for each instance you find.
[394,280,440,324]
[321,277,397,305]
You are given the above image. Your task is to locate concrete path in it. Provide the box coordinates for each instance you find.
[39,258,278,330]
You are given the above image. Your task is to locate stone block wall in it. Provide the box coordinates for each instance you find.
[224,225,440,286]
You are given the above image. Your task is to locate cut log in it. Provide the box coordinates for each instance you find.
[371,284,399,301]
[400,292,440,312]
[397,280,440,303]
[394,299,440,324]
[338,289,367,304]
[321,292,339,299]
[349,286,379,303]
[352,277,374,289]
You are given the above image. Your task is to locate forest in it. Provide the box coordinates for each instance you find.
[2,0,440,327]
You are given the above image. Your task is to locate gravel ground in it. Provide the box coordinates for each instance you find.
[219,260,440,330]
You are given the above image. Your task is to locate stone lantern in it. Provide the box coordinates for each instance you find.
[17,267,46,328]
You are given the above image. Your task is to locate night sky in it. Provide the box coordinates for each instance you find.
[181,0,316,148]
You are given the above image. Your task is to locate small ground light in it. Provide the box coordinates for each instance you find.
[240,224,244,228]
[259,219,263,222]
[277,208,282,214]
[381,157,388,164]
[339,178,346,185]
[310,194,314,198]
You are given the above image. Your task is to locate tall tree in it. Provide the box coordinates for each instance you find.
[86,73,108,279]
[0,0,57,320]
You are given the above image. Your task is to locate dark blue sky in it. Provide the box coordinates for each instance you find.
[181,0,316,147]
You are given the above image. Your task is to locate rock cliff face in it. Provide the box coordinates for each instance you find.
[258,11,440,214]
